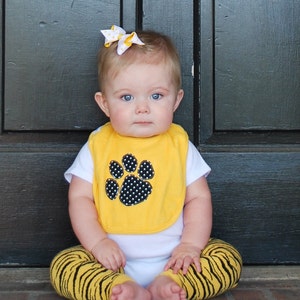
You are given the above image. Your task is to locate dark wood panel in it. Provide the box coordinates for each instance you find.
[214,0,300,130]
[198,0,300,266]
[0,148,299,265]
[203,151,300,264]
[0,151,78,265]
[199,0,214,143]
[1,0,299,268]
[4,0,119,131]
[143,0,195,140]
[0,2,2,133]
[122,0,137,30]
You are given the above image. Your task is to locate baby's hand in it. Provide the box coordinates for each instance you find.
[164,242,202,274]
[91,238,126,271]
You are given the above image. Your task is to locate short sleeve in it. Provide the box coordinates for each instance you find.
[64,137,210,187]
[186,141,211,186]
[64,142,94,183]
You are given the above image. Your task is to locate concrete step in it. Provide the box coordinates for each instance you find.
[0,266,299,299]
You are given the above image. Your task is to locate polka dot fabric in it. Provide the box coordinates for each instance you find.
[105,153,154,206]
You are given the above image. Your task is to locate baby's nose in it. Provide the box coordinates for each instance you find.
[135,99,150,114]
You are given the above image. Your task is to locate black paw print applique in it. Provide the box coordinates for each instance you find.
[105,154,155,206]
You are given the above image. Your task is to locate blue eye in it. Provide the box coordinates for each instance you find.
[151,93,162,100]
[122,95,133,101]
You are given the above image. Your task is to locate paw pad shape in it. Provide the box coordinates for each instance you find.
[106,153,154,206]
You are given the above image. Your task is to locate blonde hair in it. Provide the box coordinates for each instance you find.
[97,30,182,92]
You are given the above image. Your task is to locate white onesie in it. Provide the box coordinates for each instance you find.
[65,126,211,287]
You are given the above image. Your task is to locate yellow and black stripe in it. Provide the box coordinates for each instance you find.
[50,238,242,299]
[50,245,132,300]
[163,238,242,299]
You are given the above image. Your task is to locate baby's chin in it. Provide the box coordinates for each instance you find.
[116,128,165,138]
[119,132,160,138]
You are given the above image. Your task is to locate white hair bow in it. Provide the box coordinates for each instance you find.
[101,25,145,55]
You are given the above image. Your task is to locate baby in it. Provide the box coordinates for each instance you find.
[50,25,242,300]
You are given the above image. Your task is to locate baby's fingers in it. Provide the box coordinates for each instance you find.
[165,257,190,274]
[104,254,124,271]
[164,257,176,272]
[112,251,126,270]
[181,256,194,274]
[192,257,201,273]
[172,257,186,274]
[165,256,201,275]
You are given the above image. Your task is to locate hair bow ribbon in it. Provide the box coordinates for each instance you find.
[101,25,145,55]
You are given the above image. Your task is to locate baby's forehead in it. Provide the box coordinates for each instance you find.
[125,48,168,64]
[109,60,172,79]
[100,47,181,90]
[103,61,175,92]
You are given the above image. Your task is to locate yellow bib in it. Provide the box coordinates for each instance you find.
[89,122,188,234]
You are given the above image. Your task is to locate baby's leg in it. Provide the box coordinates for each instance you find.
[147,275,186,300]
[160,238,242,299]
[50,245,132,300]
[196,238,242,298]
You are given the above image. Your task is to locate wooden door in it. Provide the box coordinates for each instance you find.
[199,0,300,264]
[0,0,299,266]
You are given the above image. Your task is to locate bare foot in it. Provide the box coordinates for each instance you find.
[148,275,186,300]
[110,281,151,300]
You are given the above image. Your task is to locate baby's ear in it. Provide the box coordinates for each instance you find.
[173,89,184,112]
[95,92,110,117]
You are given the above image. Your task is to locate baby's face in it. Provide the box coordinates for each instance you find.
[96,61,183,138]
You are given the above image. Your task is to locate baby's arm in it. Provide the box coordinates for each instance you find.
[68,175,126,271]
[164,176,212,274]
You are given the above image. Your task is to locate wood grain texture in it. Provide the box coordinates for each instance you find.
[214,0,300,130]
[4,0,119,131]
[0,150,78,265]
[203,151,300,264]
[0,2,2,133]
[0,149,299,265]
[0,0,299,267]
